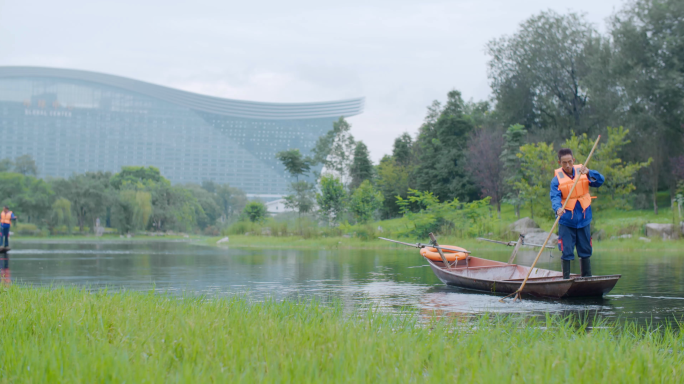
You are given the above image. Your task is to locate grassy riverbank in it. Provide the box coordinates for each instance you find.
[12,234,196,243]
[10,231,682,252]
[10,202,684,252]
[209,235,684,252]
[0,286,680,383]
[212,202,683,251]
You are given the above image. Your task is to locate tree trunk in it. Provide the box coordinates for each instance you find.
[530,203,534,219]
[515,204,520,219]
[496,200,501,219]
[653,173,659,215]
[298,211,302,235]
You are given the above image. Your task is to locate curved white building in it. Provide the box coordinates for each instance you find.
[0,66,364,195]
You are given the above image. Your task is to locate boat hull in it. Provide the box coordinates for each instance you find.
[427,257,620,298]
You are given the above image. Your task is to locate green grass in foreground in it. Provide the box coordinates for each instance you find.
[0,286,681,383]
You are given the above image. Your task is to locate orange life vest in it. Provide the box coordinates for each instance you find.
[555,165,592,212]
[0,211,12,225]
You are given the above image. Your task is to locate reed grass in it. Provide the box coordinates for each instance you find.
[0,286,681,383]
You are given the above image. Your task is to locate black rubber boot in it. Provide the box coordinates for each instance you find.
[580,257,592,277]
[562,260,571,279]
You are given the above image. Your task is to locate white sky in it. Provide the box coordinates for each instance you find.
[0,0,625,161]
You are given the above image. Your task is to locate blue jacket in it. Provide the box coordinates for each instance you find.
[550,168,604,229]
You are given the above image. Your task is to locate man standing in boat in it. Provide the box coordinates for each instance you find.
[550,149,604,279]
[0,206,16,248]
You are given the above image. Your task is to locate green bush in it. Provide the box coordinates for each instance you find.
[241,201,267,223]
[355,225,378,241]
[271,221,289,236]
[14,223,42,236]
[203,225,220,236]
[395,190,494,238]
[224,220,262,235]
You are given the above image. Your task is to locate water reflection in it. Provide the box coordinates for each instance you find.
[0,251,9,285]
[7,240,684,324]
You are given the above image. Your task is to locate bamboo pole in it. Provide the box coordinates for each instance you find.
[378,238,472,253]
[502,135,601,303]
[428,232,451,269]
[507,234,524,264]
[476,237,555,249]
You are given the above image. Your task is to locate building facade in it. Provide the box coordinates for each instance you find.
[0,66,364,196]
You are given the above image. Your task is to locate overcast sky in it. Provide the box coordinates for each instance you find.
[0,0,625,161]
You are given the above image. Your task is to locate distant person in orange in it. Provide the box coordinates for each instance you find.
[0,206,17,248]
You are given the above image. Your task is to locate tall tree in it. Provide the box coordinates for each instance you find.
[49,198,73,234]
[113,190,153,234]
[0,172,53,224]
[283,181,316,225]
[14,154,37,176]
[312,117,356,183]
[487,11,614,137]
[19,176,54,223]
[316,175,347,226]
[515,128,650,217]
[349,180,384,224]
[212,184,247,223]
[672,156,684,182]
[0,159,13,173]
[275,149,311,182]
[277,148,316,223]
[52,175,106,232]
[610,0,684,213]
[376,155,410,219]
[392,133,414,167]
[349,141,374,190]
[242,201,267,223]
[464,100,500,130]
[467,128,506,216]
[110,166,166,189]
[500,124,527,218]
[184,184,221,229]
[413,90,477,202]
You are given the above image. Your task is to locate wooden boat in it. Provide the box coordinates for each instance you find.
[379,236,620,298]
[426,256,620,298]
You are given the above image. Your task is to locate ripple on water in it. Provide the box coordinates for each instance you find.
[349,281,611,315]
[5,242,684,324]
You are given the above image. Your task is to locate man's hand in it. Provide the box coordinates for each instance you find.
[579,165,589,175]
[556,208,565,217]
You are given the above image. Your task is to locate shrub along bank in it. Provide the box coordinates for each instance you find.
[219,201,683,250]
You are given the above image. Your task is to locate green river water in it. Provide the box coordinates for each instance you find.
[5,240,684,324]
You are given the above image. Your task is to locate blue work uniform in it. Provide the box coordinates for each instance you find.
[550,169,604,260]
[0,212,16,247]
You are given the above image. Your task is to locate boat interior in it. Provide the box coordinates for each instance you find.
[430,256,567,281]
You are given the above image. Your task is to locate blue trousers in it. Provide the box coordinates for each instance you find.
[558,224,592,261]
[1,226,9,247]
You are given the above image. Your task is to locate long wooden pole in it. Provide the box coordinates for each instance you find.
[429,232,451,269]
[507,234,525,264]
[504,135,601,303]
[378,238,472,254]
[476,237,554,249]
